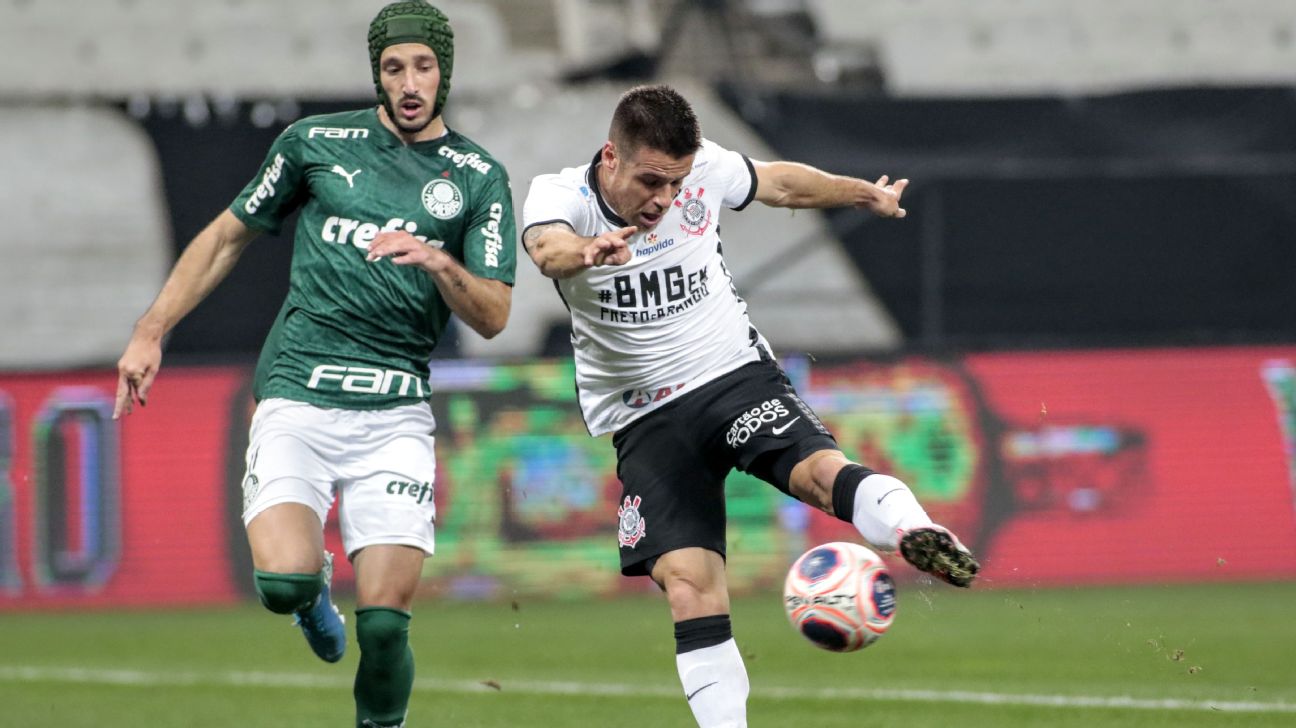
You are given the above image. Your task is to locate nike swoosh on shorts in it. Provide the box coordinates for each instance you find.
[771,416,801,436]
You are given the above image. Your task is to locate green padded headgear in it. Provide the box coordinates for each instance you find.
[368,1,454,118]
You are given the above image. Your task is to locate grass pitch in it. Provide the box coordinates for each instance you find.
[3,581,1294,727]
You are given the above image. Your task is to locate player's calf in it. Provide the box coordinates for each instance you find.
[355,607,415,728]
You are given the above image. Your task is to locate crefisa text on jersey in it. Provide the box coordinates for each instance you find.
[481,203,504,268]
[321,216,445,250]
[438,145,492,175]
[243,153,286,215]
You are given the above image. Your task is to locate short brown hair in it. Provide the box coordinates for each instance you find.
[609,84,701,158]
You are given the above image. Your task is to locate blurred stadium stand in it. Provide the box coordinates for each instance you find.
[1,0,1293,368]
[808,0,1296,95]
[0,105,170,368]
[0,0,554,99]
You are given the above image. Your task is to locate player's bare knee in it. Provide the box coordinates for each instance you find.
[663,582,727,619]
[654,563,726,617]
[252,551,324,575]
[788,450,850,513]
[356,587,416,613]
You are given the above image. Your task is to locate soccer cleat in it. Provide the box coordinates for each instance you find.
[293,551,347,662]
[899,526,980,588]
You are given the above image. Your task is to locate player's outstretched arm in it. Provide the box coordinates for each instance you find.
[114,209,259,419]
[522,222,635,279]
[366,231,512,339]
[752,160,908,218]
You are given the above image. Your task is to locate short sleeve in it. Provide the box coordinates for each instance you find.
[461,169,517,284]
[702,139,758,211]
[229,125,308,234]
[522,174,592,236]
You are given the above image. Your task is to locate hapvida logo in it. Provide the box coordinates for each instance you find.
[637,233,676,257]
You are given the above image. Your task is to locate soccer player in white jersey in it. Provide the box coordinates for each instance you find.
[522,84,979,727]
[113,3,516,726]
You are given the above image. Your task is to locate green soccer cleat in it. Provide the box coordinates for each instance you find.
[293,551,347,662]
[899,526,980,588]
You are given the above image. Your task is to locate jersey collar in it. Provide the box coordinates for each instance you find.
[586,149,631,229]
[370,107,452,149]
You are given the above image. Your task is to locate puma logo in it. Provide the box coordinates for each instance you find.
[771,416,801,436]
[331,165,361,188]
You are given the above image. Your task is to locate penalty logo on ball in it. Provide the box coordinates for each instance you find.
[783,541,896,652]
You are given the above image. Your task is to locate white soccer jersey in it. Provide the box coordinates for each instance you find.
[523,139,771,435]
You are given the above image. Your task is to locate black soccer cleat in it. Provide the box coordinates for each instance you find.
[899,526,980,588]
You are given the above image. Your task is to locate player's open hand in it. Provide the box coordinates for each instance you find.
[868,175,909,218]
[367,231,450,273]
[583,226,636,267]
[114,335,162,419]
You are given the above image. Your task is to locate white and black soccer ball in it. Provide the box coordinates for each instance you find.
[783,542,897,652]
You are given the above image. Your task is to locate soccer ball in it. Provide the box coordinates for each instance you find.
[783,542,897,652]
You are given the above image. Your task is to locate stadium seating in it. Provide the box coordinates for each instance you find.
[0,105,170,368]
[4,0,1292,365]
[0,0,556,98]
[807,0,1296,94]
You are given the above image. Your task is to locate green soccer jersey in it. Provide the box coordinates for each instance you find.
[229,109,516,410]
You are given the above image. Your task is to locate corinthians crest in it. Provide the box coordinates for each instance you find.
[617,495,647,548]
[674,186,711,236]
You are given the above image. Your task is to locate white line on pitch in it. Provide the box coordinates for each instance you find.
[0,665,1292,714]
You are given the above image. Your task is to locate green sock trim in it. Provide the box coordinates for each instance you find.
[354,608,414,728]
[253,570,324,614]
[354,606,413,619]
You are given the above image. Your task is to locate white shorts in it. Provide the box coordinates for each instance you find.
[241,398,438,558]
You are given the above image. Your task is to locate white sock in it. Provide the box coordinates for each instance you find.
[675,638,749,728]
[852,473,933,551]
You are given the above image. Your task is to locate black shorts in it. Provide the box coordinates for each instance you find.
[611,359,838,577]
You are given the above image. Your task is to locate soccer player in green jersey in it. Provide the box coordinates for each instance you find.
[113,3,515,726]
